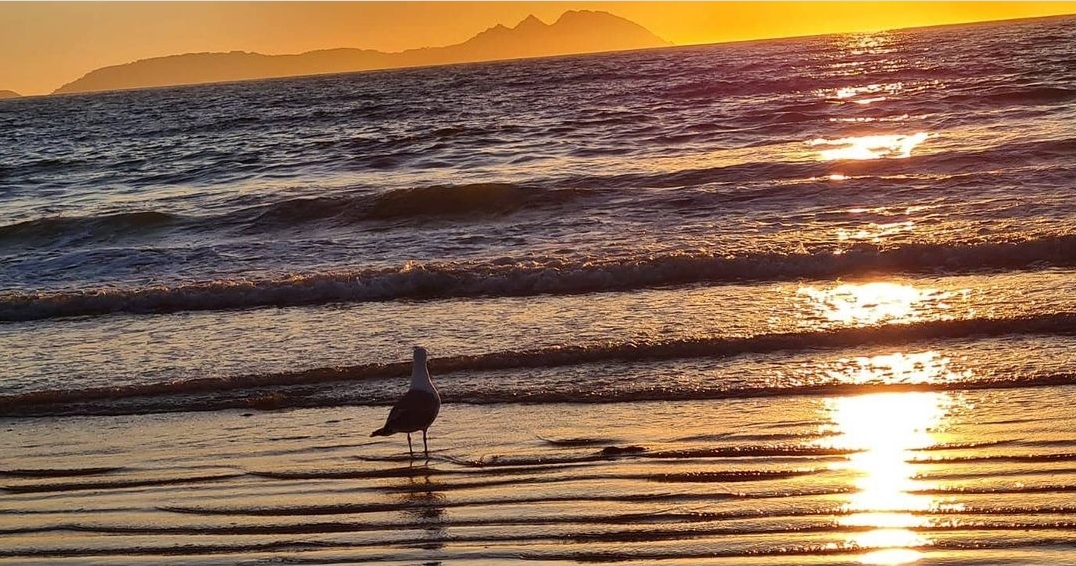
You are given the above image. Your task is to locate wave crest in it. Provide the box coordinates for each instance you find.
[0,211,178,247]
[5,235,1076,321]
[4,313,1076,416]
[1,183,590,249]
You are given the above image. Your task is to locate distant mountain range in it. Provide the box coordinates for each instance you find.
[51,10,671,95]
[0,90,20,99]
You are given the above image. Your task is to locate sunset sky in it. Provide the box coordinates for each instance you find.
[3,1,1075,96]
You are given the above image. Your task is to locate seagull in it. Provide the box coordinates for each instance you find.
[371,346,441,458]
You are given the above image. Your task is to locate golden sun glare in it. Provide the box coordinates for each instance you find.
[827,391,950,564]
[810,132,930,161]
[798,281,959,326]
[811,277,965,563]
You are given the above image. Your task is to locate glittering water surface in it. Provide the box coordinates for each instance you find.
[5,387,1076,565]
[2,15,1076,565]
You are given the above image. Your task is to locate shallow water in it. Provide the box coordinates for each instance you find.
[5,386,1076,565]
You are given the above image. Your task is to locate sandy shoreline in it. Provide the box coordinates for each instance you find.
[5,385,1076,564]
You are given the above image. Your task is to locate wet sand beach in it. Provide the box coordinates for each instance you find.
[5,384,1076,565]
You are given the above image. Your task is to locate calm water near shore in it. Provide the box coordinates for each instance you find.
[3,14,1076,564]
[5,387,1076,565]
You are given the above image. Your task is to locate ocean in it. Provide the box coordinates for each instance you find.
[3,14,1076,565]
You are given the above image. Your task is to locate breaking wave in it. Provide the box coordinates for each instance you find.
[5,313,1076,416]
[0,211,180,248]
[0,183,591,249]
[4,235,1076,321]
[240,182,592,229]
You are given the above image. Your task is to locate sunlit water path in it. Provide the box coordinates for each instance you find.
[5,385,1076,565]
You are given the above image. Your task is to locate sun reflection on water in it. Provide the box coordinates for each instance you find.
[836,220,916,245]
[798,281,962,326]
[826,391,951,564]
[810,132,929,160]
[826,82,906,106]
[814,271,962,563]
[825,351,971,386]
[843,33,897,56]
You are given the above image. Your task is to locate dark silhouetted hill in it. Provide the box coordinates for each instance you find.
[0,90,20,99]
[54,10,670,95]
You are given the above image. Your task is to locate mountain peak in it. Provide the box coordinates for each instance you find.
[53,10,671,95]
[516,14,547,29]
[556,10,616,24]
[458,9,670,55]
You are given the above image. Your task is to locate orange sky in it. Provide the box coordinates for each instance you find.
[2,2,1075,96]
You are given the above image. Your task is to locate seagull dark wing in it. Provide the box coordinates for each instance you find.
[381,389,440,433]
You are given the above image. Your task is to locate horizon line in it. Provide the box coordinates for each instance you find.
[8,10,1075,99]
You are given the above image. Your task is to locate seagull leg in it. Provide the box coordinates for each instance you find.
[422,429,429,459]
[406,433,414,458]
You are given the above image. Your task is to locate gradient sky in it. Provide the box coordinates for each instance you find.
[3,2,1075,96]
